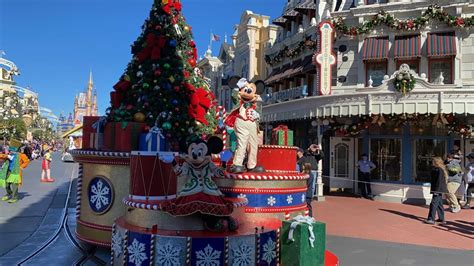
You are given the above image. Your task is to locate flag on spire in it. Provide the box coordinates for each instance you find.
[211,34,220,42]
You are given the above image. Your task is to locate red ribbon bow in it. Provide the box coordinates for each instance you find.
[136,33,167,63]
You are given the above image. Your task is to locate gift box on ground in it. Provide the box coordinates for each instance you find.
[280,216,326,266]
[82,116,102,149]
[138,127,167,152]
[271,125,294,146]
[103,122,146,152]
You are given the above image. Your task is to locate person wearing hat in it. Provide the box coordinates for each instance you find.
[40,146,54,182]
[462,152,474,209]
[357,153,376,199]
[1,145,30,203]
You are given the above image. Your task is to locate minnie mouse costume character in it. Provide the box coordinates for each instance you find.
[160,136,238,231]
[225,78,265,174]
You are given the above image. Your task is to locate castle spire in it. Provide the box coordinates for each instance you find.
[88,70,93,88]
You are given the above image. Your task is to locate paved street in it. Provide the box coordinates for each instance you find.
[0,154,77,263]
[0,156,472,265]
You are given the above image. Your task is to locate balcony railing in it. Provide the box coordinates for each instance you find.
[263,85,308,105]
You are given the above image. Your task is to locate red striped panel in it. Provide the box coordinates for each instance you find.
[362,37,389,60]
[394,35,421,59]
[427,32,456,57]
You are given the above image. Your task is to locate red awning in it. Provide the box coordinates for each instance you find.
[394,35,421,59]
[362,37,389,61]
[427,32,457,57]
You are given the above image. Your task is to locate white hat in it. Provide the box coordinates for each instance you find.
[236,78,248,89]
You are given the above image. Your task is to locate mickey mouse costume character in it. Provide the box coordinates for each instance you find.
[160,136,238,231]
[225,78,265,174]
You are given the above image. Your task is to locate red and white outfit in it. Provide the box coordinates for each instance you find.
[226,99,260,170]
[160,158,233,216]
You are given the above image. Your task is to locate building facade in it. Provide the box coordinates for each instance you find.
[0,55,51,136]
[262,0,474,203]
[215,11,278,112]
[74,72,98,125]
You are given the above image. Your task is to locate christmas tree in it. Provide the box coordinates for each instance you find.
[107,0,217,144]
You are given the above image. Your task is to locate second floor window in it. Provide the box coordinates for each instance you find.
[366,61,387,87]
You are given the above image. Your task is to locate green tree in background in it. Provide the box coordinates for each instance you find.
[107,0,217,143]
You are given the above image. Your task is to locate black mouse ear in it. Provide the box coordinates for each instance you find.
[206,136,224,155]
[254,80,266,95]
[227,76,242,89]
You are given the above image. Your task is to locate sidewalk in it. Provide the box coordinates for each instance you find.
[0,154,75,258]
[313,195,473,251]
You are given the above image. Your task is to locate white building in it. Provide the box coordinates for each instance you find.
[263,0,474,203]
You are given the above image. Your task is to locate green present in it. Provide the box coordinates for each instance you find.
[280,217,326,266]
[271,125,294,146]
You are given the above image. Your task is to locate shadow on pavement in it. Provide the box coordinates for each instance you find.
[379,208,425,222]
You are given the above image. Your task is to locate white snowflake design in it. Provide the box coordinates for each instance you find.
[196,244,221,266]
[231,243,252,266]
[90,180,110,211]
[237,193,247,199]
[156,242,181,266]
[267,196,276,206]
[127,239,148,266]
[286,195,293,204]
[301,194,306,203]
[261,238,276,264]
[111,230,123,258]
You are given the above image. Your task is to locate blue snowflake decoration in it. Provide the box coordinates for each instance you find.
[88,176,114,214]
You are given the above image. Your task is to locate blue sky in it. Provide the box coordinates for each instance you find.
[0,0,284,117]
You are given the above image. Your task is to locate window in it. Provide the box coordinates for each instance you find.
[369,139,402,181]
[366,61,387,87]
[396,60,419,74]
[413,139,447,183]
[429,58,453,84]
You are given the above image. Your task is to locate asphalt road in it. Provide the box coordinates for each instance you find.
[0,153,77,260]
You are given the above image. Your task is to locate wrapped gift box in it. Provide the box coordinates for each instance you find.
[280,218,326,266]
[271,125,294,146]
[138,130,167,152]
[103,122,146,152]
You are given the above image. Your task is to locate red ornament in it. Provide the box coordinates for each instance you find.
[154,69,161,77]
[407,20,414,29]
[188,58,196,68]
[183,70,190,79]
[188,40,196,47]
[174,86,180,92]
[126,104,134,110]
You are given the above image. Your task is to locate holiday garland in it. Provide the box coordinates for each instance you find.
[329,113,472,138]
[265,35,317,66]
[332,4,474,36]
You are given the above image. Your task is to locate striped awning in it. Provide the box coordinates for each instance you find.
[273,16,287,26]
[362,37,389,61]
[427,32,457,57]
[394,35,421,59]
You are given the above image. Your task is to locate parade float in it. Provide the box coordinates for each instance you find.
[72,0,338,264]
